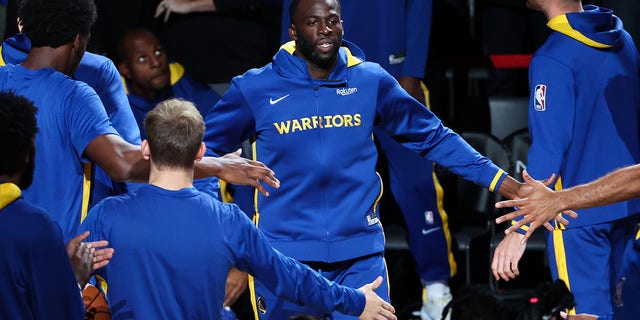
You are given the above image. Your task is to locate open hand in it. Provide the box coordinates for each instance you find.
[495,170,577,243]
[358,276,396,320]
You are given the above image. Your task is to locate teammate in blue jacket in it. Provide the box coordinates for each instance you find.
[204,0,534,319]
[280,3,453,319]
[81,98,397,320]
[491,2,640,319]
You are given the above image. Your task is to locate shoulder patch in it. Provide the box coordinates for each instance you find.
[534,84,546,111]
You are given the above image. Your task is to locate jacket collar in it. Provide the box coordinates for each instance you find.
[273,40,365,83]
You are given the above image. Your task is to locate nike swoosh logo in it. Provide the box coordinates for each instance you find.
[269,94,290,105]
[422,227,441,236]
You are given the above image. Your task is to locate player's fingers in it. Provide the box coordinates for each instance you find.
[495,199,523,209]
[521,228,533,245]
[563,210,579,219]
[491,254,499,280]
[493,251,508,281]
[154,0,167,18]
[509,260,520,278]
[164,8,171,23]
[253,180,269,197]
[380,308,397,320]
[553,216,570,227]
[543,221,554,231]
[540,173,556,187]
[87,240,109,249]
[505,220,526,234]
[495,208,526,224]
[69,231,90,247]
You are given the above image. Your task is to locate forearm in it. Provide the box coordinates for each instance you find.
[560,164,640,210]
[496,175,522,199]
[190,0,216,12]
[193,157,222,179]
[85,134,150,182]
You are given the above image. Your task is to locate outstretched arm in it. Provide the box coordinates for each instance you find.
[195,149,280,196]
[85,136,279,196]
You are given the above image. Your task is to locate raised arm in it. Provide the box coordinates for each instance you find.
[85,135,279,195]
[496,166,640,238]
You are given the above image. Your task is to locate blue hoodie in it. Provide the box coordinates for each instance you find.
[204,40,507,262]
[523,5,640,228]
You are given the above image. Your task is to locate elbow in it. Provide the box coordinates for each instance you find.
[102,158,136,182]
[106,165,131,182]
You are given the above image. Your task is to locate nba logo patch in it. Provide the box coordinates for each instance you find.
[424,211,434,225]
[534,84,546,111]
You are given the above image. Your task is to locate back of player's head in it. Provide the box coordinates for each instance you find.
[18,0,97,48]
[144,98,204,170]
[0,91,38,178]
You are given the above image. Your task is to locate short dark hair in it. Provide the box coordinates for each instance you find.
[18,0,97,48]
[0,92,38,176]
[115,28,156,65]
[144,98,205,170]
[289,0,341,24]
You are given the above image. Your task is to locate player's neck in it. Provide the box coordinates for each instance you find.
[148,164,194,190]
[22,45,76,76]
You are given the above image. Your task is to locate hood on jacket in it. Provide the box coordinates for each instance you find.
[272,39,365,81]
[0,182,21,210]
[547,4,622,49]
[0,33,30,66]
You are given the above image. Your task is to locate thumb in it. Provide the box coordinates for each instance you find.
[69,231,90,246]
[369,276,383,290]
[522,169,534,184]
[233,148,242,156]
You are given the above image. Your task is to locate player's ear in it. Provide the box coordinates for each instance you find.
[141,140,151,160]
[117,61,132,80]
[288,24,297,41]
[71,34,80,50]
[194,142,206,162]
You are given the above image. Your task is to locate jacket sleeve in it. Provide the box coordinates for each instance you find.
[224,205,367,316]
[374,68,507,191]
[203,78,256,157]
[525,55,575,183]
[511,55,575,229]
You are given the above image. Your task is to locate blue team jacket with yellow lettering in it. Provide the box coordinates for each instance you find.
[204,40,507,263]
[524,5,640,228]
